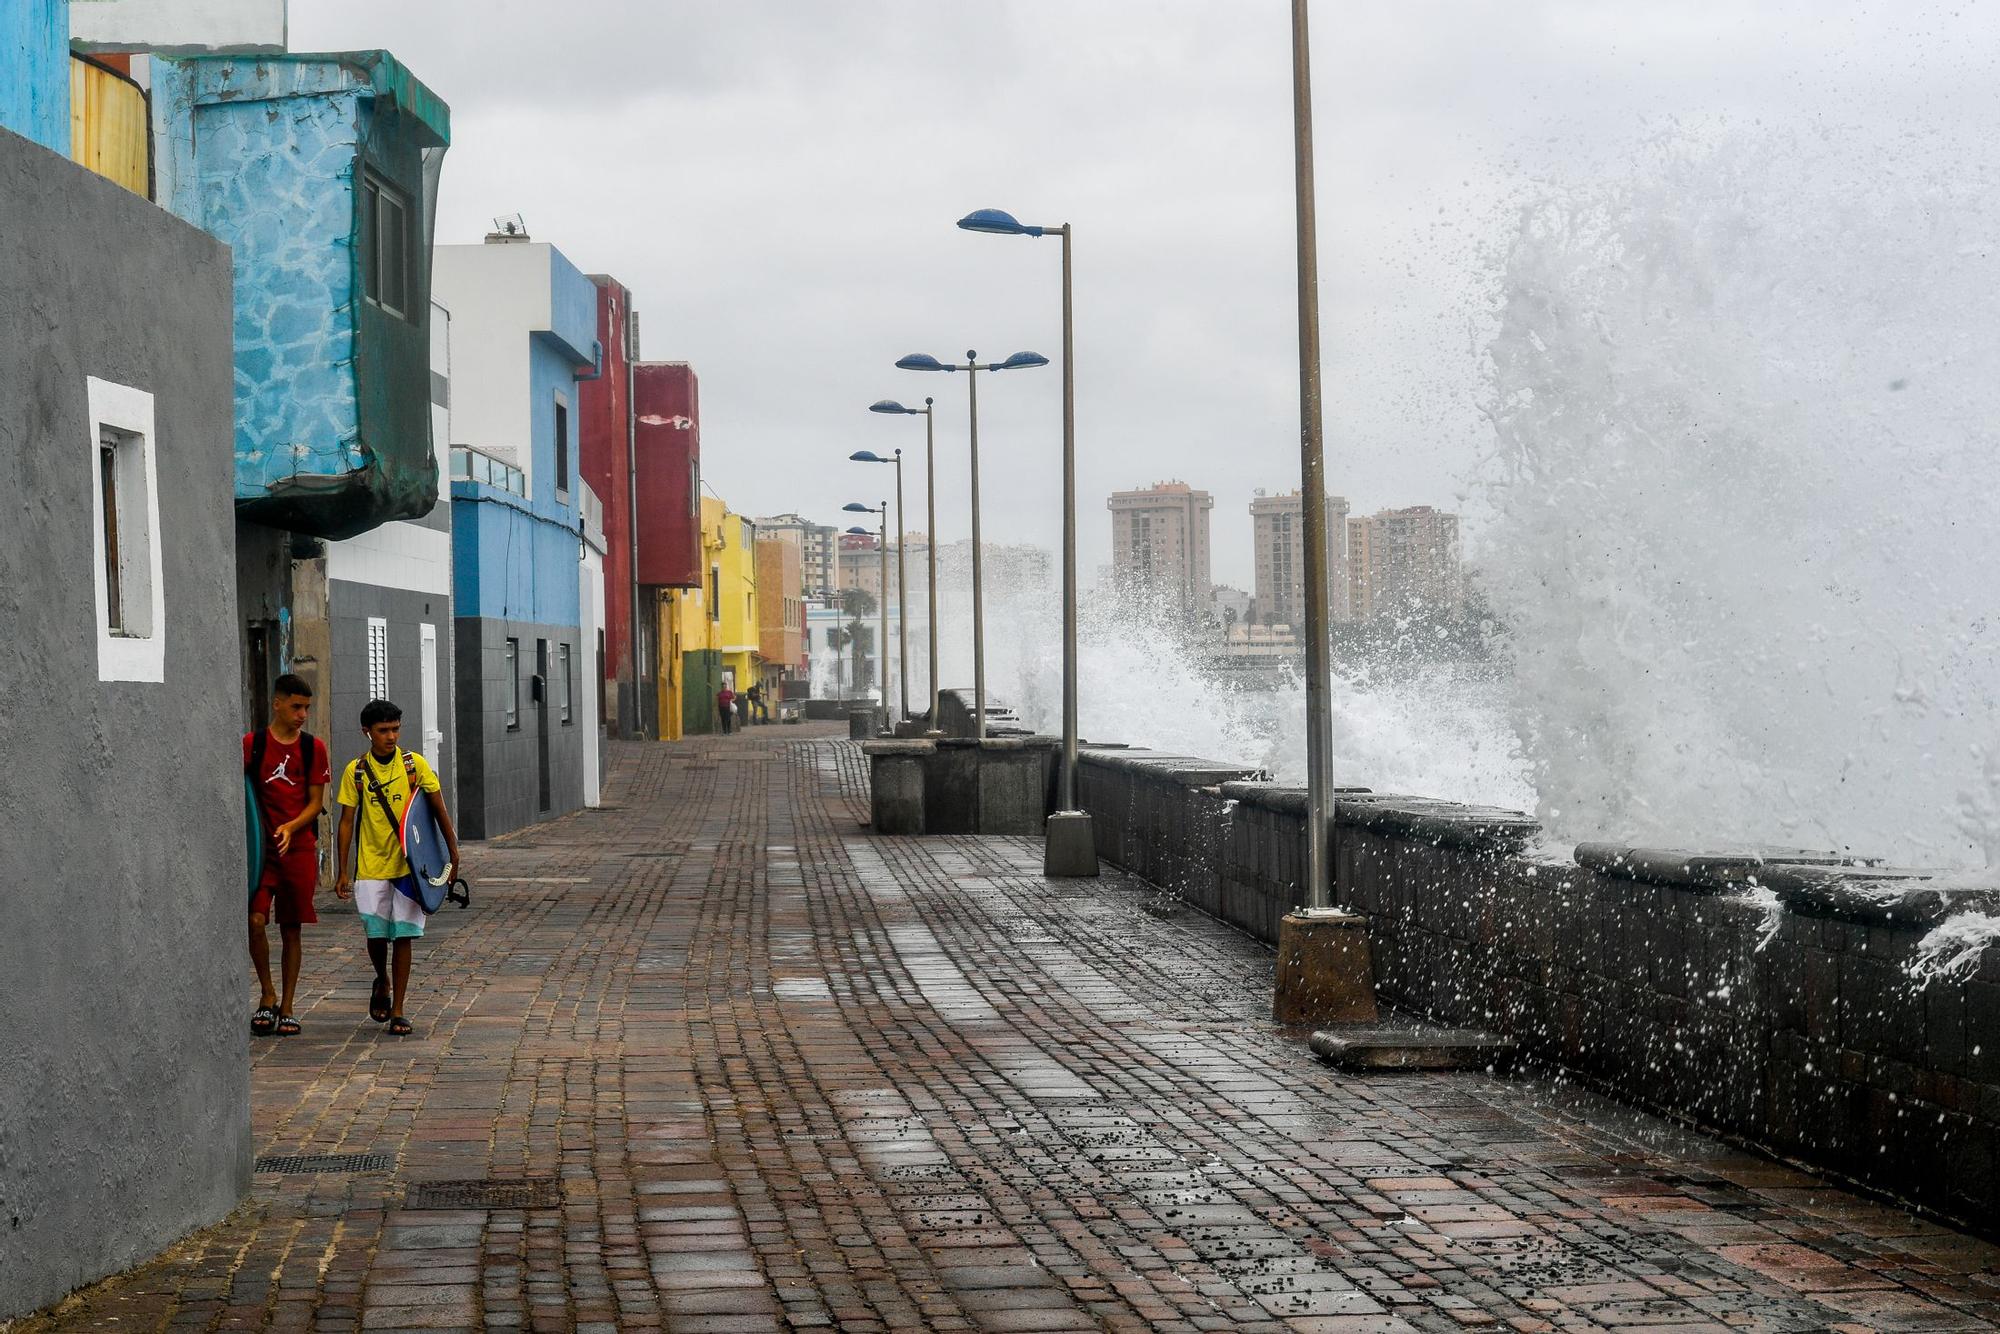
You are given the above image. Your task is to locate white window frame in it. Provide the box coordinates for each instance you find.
[87,377,164,683]
[557,641,572,725]
[366,617,390,699]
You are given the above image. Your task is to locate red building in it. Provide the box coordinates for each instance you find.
[576,281,703,741]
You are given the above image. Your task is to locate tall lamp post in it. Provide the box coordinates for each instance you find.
[895,350,1048,739]
[1268,0,1376,1027]
[957,207,1095,877]
[849,448,909,724]
[842,504,889,730]
[869,399,938,731]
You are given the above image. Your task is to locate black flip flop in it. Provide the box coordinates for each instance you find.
[368,977,391,1024]
[275,1014,301,1036]
[251,1005,278,1037]
[387,1016,414,1037]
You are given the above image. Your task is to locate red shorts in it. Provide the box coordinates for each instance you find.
[252,845,320,926]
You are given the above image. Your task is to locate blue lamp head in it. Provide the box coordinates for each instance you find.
[958,208,1043,238]
[842,502,874,514]
[849,451,887,463]
[896,353,949,372]
[844,526,870,535]
[996,351,1050,371]
[869,399,914,414]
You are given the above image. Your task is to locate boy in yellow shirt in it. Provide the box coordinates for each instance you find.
[334,699,460,1036]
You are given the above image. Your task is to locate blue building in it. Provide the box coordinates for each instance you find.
[433,233,601,837]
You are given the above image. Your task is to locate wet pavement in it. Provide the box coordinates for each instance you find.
[23,726,2000,1331]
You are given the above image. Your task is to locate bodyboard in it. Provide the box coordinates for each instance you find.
[398,786,453,912]
[245,775,265,899]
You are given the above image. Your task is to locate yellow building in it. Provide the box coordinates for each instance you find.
[658,498,761,736]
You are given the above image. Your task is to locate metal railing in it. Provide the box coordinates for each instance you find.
[450,445,524,497]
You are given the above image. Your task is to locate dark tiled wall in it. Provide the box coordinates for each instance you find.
[453,616,586,839]
[1076,749,2000,1230]
[328,581,455,807]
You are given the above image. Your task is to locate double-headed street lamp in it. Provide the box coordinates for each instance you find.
[895,350,1048,740]
[869,399,938,731]
[849,447,909,723]
[842,502,890,727]
[956,207,1094,876]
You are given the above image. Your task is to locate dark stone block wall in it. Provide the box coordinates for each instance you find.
[1076,746,2000,1230]
[453,615,586,839]
[0,128,247,1318]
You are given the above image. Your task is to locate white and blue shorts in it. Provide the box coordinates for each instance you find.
[354,878,426,940]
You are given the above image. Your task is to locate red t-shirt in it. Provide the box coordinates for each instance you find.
[243,730,331,852]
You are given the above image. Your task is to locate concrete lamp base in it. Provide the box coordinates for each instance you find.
[1043,811,1099,878]
[1273,910,1378,1026]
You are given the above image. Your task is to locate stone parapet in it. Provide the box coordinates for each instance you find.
[1077,746,2000,1229]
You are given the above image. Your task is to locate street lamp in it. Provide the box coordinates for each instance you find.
[849,447,909,725]
[957,206,1094,877]
[870,399,939,733]
[896,349,1048,740]
[842,503,889,728]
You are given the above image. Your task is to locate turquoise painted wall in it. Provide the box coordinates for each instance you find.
[153,53,449,540]
[1,0,68,152]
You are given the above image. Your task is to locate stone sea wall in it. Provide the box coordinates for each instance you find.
[1075,745,2000,1230]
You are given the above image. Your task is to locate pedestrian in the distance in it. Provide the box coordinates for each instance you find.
[244,673,331,1037]
[745,681,764,725]
[334,698,459,1037]
[717,682,736,734]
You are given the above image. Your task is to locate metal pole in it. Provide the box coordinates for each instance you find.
[966,352,987,740]
[894,449,910,723]
[924,399,940,731]
[1292,0,1335,912]
[878,501,890,730]
[1058,224,1079,811]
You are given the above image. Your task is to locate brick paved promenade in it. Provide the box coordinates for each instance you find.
[23,728,2000,1332]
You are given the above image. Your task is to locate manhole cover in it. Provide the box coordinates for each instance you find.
[404,1177,563,1210]
[254,1153,394,1174]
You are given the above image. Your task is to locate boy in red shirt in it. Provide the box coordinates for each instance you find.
[244,673,331,1036]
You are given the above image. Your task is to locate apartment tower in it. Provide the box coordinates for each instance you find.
[1108,481,1213,611]
[1249,489,1351,628]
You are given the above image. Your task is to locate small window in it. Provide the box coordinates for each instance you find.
[553,397,570,498]
[558,642,573,725]
[504,637,520,730]
[362,173,413,321]
[88,378,163,683]
[366,617,389,698]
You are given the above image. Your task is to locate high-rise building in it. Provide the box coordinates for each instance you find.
[1249,489,1351,628]
[754,512,840,599]
[1348,505,1462,620]
[1108,481,1213,610]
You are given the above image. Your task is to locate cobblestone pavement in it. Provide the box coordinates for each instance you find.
[22,728,2000,1333]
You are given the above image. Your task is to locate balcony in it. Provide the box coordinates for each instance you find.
[451,445,524,497]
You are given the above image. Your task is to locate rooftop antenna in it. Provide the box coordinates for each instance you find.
[485,213,530,244]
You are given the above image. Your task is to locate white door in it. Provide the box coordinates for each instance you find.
[419,623,443,764]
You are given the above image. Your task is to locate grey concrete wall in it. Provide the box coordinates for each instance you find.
[1077,746,2000,1230]
[328,580,457,810]
[453,615,586,839]
[0,128,247,1318]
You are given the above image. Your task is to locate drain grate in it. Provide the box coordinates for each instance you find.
[254,1153,394,1175]
[404,1177,563,1210]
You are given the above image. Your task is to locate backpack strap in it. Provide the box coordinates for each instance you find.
[247,728,267,780]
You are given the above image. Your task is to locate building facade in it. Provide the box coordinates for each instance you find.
[754,512,840,599]
[1108,481,1213,611]
[668,498,759,735]
[1348,505,1464,621]
[634,361,704,739]
[1250,488,1351,628]
[322,299,456,795]
[434,236,596,837]
[576,275,644,737]
[0,116,245,1321]
[757,535,806,695]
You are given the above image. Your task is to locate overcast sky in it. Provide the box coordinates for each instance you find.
[293,1,2000,589]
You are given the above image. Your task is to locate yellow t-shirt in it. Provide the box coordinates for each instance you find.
[337,749,442,881]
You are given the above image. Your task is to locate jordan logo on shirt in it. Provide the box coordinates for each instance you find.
[267,755,294,787]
